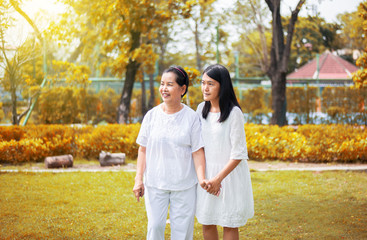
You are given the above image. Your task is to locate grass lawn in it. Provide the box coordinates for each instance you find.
[0,170,366,239]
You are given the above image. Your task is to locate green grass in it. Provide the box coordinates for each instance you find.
[0,171,366,239]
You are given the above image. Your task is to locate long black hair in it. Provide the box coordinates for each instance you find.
[162,65,189,98]
[202,64,241,122]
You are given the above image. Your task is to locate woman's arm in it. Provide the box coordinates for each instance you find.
[207,107,246,195]
[206,159,241,195]
[133,146,146,202]
[192,147,207,189]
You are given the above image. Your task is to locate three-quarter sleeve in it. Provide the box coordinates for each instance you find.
[229,107,249,160]
[190,113,205,153]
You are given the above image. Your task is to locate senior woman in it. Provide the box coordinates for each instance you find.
[133,66,206,240]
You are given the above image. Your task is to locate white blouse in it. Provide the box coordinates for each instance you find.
[136,104,204,191]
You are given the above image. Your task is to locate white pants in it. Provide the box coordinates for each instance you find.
[145,185,197,240]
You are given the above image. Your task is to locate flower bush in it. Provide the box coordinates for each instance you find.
[0,124,140,163]
[0,124,366,164]
[75,124,140,159]
[246,124,367,162]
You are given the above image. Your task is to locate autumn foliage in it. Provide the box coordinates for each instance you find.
[245,124,367,162]
[0,124,140,163]
[0,124,366,164]
[352,2,367,88]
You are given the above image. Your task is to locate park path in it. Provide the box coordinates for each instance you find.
[1,161,367,173]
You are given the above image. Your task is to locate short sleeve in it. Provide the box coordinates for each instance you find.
[136,111,152,147]
[190,113,205,153]
[229,107,249,160]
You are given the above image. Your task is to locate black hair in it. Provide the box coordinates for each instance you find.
[162,65,189,98]
[201,64,241,122]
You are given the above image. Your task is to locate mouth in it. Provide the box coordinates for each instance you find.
[161,93,170,98]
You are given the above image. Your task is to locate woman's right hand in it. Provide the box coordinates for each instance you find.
[206,177,222,196]
[133,180,145,202]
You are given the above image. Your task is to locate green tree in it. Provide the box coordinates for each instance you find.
[59,0,196,123]
[47,1,105,77]
[185,0,218,70]
[0,1,43,125]
[337,4,367,51]
[288,16,339,71]
[232,0,271,77]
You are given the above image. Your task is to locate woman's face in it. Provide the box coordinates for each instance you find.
[159,72,186,104]
[201,73,220,102]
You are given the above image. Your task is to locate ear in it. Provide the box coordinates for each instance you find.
[181,85,187,96]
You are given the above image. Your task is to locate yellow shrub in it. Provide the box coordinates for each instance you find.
[0,138,47,163]
[0,126,26,141]
[0,124,366,164]
[75,124,140,159]
[245,124,308,161]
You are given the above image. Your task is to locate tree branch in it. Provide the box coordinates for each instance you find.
[9,0,44,44]
[17,97,33,123]
[265,0,274,13]
[244,35,266,72]
[282,0,305,72]
[273,1,282,65]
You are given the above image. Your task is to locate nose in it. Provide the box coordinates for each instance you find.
[203,83,209,91]
[161,84,167,91]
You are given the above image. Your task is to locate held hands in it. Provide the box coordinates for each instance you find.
[133,179,144,202]
[201,177,222,197]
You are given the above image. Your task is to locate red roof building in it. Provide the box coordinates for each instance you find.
[287,51,359,86]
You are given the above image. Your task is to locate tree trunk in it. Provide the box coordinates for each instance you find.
[141,75,147,118]
[68,41,84,62]
[194,21,202,71]
[148,74,155,110]
[11,87,18,125]
[270,72,287,125]
[265,0,305,126]
[117,30,141,124]
[117,59,140,124]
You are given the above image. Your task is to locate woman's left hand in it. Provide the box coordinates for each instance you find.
[200,179,208,190]
[206,177,222,196]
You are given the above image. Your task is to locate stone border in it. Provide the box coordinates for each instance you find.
[1,162,367,173]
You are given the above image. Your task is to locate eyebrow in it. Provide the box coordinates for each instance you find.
[202,80,215,83]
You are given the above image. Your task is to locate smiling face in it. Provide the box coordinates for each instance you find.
[159,72,186,104]
[201,73,220,103]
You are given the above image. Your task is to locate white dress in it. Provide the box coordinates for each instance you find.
[196,102,254,228]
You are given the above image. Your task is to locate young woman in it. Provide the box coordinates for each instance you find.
[196,64,254,240]
[133,66,206,240]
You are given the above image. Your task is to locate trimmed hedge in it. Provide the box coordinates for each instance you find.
[0,124,366,164]
[245,124,367,162]
[0,124,140,163]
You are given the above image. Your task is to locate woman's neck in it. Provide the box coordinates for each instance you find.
[210,99,220,113]
[162,102,183,114]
